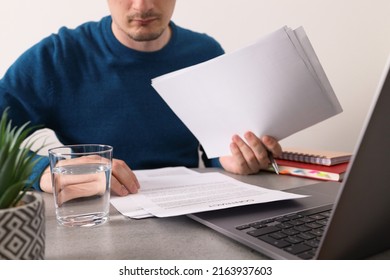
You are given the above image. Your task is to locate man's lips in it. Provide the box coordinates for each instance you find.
[130,17,158,25]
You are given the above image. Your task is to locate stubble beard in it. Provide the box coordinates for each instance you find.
[126,12,165,42]
[126,28,165,42]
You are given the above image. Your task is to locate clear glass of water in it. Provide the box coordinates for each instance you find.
[48,144,113,227]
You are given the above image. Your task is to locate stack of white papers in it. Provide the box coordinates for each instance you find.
[110,167,306,219]
[151,26,343,158]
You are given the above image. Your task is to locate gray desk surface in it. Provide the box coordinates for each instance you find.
[44,168,390,260]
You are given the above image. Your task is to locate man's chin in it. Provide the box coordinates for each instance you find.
[127,27,165,42]
[129,34,161,42]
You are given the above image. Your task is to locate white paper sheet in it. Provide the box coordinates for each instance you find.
[111,169,306,218]
[152,26,343,158]
[110,167,200,219]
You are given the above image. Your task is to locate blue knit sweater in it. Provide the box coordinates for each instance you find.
[0,16,224,190]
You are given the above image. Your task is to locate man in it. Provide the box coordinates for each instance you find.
[0,0,281,197]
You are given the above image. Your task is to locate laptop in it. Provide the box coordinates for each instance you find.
[188,58,390,259]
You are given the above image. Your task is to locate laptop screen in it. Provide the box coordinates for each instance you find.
[317,58,390,259]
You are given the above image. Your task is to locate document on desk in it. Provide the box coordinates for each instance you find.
[110,167,306,218]
[111,167,199,219]
[152,26,343,158]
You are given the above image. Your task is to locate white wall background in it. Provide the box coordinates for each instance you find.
[2,0,390,154]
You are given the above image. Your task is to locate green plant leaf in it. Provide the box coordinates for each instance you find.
[0,107,45,209]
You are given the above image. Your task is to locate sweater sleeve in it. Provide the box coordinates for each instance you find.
[28,154,50,191]
[1,35,57,192]
[0,35,56,130]
[200,146,222,168]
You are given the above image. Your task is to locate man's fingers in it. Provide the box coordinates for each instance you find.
[111,159,140,194]
[244,132,270,169]
[56,175,106,205]
[233,134,262,173]
[261,135,282,157]
[111,176,133,196]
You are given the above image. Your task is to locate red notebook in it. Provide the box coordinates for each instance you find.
[269,159,349,182]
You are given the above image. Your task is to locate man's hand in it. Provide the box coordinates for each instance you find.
[219,132,282,175]
[40,158,140,203]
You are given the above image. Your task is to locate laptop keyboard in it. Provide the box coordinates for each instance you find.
[235,205,332,259]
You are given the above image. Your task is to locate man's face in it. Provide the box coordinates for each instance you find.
[108,0,176,43]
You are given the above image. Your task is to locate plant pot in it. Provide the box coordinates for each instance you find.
[0,191,45,260]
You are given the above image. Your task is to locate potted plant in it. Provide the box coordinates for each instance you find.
[0,108,45,260]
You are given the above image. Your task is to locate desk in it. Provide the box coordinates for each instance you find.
[44,169,390,260]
